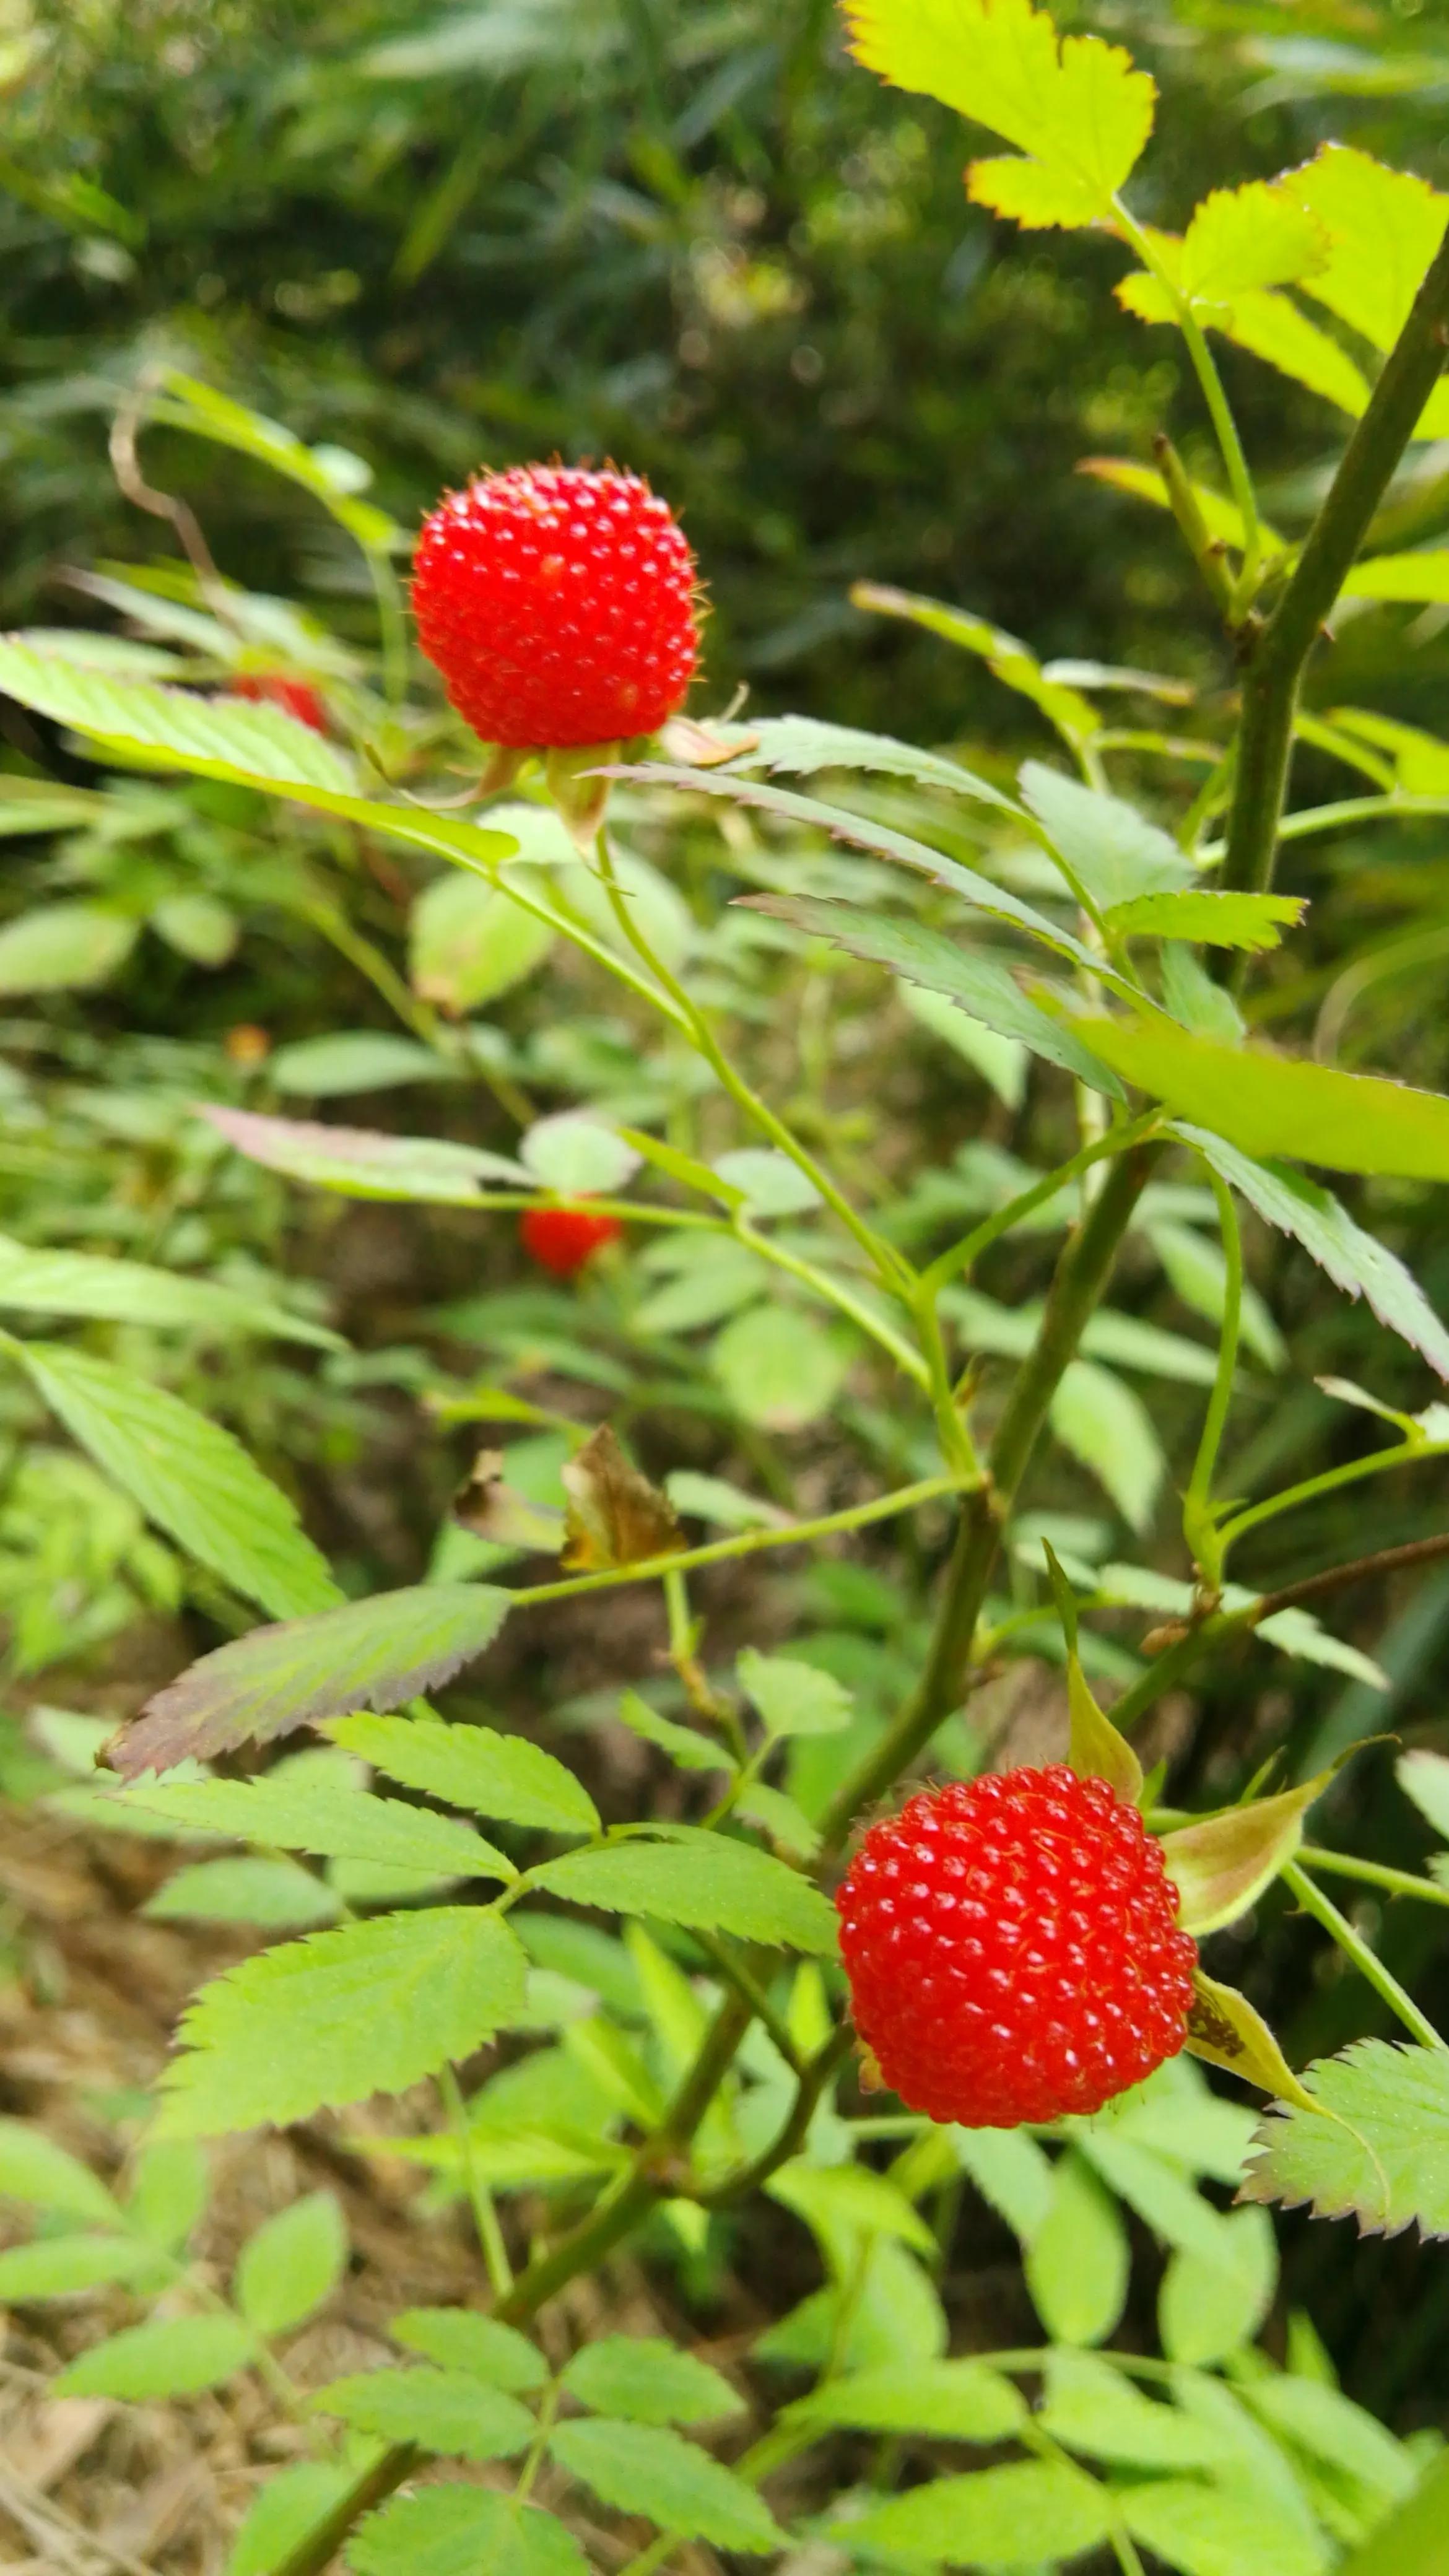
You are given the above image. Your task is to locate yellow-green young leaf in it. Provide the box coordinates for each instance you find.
[0,2118,122,2225]
[328,1713,599,1838]
[1075,456,1276,555]
[529,1834,839,1954]
[19,1343,338,1624]
[1336,2453,1449,2576]
[951,2126,1055,2240]
[204,1104,528,1201]
[828,2461,1113,2567]
[56,2313,256,2400]
[1397,1748,1449,1841]
[0,901,136,994]
[1076,1017,1449,1183]
[1158,2203,1279,2366]
[788,2357,1027,2443]
[235,2191,347,2337]
[1038,2349,1234,2471]
[710,1303,851,1432]
[1104,890,1304,951]
[1068,1659,1142,1805]
[1121,2480,1330,2576]
[409,870,554,1013]
[549,2417,783,2552]
[1159,1775,1335,1936]
[1184,1969,1321,2113]
[0,2234,162,2299]
[224,2465,355,2576]
[737,1648,853,1740]
[1343,550,1449,604]
[144,1857,341,1930]
[1025,2151,1129,2346]
[154,1907,529,2136]
[560,2335,742,2427]
[1176,180,1330,302]
[1243,2377,1415,2507]
[313,2365,534,2458]
[843,0,1155,228]
[1294,143,1448,357]
[349,2487,587,2576]
[1241,2038,1449,2239]
[1216,285,1373,421]
[768,2157,936,2258]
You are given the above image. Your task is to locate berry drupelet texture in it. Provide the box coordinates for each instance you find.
[520,1206,624,1279]
[836,1766,1198,2128]
[412,463,700,749]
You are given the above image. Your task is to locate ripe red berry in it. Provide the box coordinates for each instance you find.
[521,1205,624,1279]
[232,674,328,733]
[836,1766,1198,2128]
[411,463,700,749]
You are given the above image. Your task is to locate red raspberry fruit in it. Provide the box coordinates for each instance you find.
[521,1206,623,1279]
[411,463,700,749]
[232,674,328,733]
[836,1766,1197,2128]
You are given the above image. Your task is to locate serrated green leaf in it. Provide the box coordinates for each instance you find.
[0,2233,162,2298]
[710,1302,851,1431]
[119,1776,515,1881]
[724,711,1012,806]
[409,868,554,1012]
[1240,2039,1449,2238]
[530,1834,838,1953]
[1076,2132,1237,2263]
[844,0,1154,228]
[330,1713,598,1838]
[1159,2204,1278,2366]
[154,1907,528,2136]
[790,2356,1026,2442]
[1040,2350,1234,2471]
[1106,890,1303,950]
[1020,761,1194,910]
[1212,286,1373,423]
[144,1856,341,1930]
[56,2313,256,2400]
[829,2458,1114,2564]
[110,1583,511,1777]
[1051,1357,1164,1530]
[0,2118,121,2224]
[1245,2377,1414,2505]
[314,2365,534,2457]
[1079,1019,1449,1186]
[1025,2150,1129,2345]
[560,2335,742,2426]
[235,2191,347,2336]
[349,2486,587,2576]
[1121,2478,1331,2576]
[227,2465,354,2576]
[1295,144,1448,361]
[0,1234,337,1348]
[1177,180,1329,302]
[0,901,136,993]
[548,2416,782,2552]
[269,1033,445,1097]
[616,1688,729,1775]
[1180,1126,1449,1379]
[391,2308,548,2391]
[738,893,1123,1094]
[904,978,1028,1107]
[0,636,355,788]
[18,1342,338,1622]
[737,1647,853,1739]
[203,1104,526,1201]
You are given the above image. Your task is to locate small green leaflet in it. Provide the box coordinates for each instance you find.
[721,711,1016,807]
[269,1032,446,1097]
[1180,1125,1449,1380]
[144,1856,341,1930]
[851,581,1102,746]
[117,1776,515,1882]
[1120,2478,1328,2576]
[1107,890,1304,950]
[56,2314,256,2400]
[235,2191,347,2337]
[329,1713,599,1838]
[843,0,1155,233]
[827,2460,1113,2564]
[224,2465,354,2576]
[1159,2204,1277,2367]
[616,1688,729,1775]
[0,635,355,792]
[738,893,1123,1095]
[409,869,554,1013]
[1019,761,1193,910]
[313,2366,535,2458]
[18,1342,338,1622]
[548,2417,783,2552]
[350,2486,588,2576]
[0,2235,162,2299]
[1398,1749,1449,1842]
[788,2357,1026,2442]
[560,2336,742,2426]
[153,1907,529,2135]
[203,1104,527,1201]
[1244,2377,1414,2506]
[1025,2151,1129,2346]
[1171,180,1329,303]
[110,1584,511,1777]
[710,1303,851,1432]
[1077,1018,1449,1185]
[0,901,136,994]
[737,1647,854,1739]
[951,2126,1054,2242]
[0,1234,337,1347]
[530,1834,839,1953]
[1343,552,1449,604]
[392,2308,549,2391]
[0,2117,122,2224]
[1038,2351,1233,2471]
[1240,2039,1449,2239]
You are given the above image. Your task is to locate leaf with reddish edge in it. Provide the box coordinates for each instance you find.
[1159,1771,1338,1936]
[107,1585,510,1778]
[199,1104,528,1201]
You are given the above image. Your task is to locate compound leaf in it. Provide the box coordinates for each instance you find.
[548,2417,783,2552]
[349,2487,586,2576]
[560,2336,742,2426]
[329,1713,598,1838]
[313,2365,534,2458]
[828,2460,1113,2565]
[235,2191,347,2337]
[56,2313,255,2400]
[1240,2039,1449,2239]
[530,1834,838,1953]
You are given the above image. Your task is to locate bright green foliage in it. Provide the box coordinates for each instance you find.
[19,1343,337,1621]
[329,1713,599,1837]
[1120,2478,1330,2576]
[409,871,554,1014]
[710,1303,851,1430]
[1159,2206,1279,2367]
[391,2308,548,2391]
[1025,2151,1129,2345]
[0,2118,122,2224]
[531,1834,838,1951]
[828,2458,1115,2563]
[349,2486,587,2576]
[0,637,355,790]
[727,711,1009,803]
[0,2234,162,2297]
[227,2467,354,2576]
[789,2356,1027,2441]
[154,1907,529,2135]
[1020,760,1193,909]
[120,1775,515,1881]
[313,2366,535,2457]
[143,1856,342,1929]
[560,2334,742,2424]
[1105,890,1303,950]
[0,1235,336,1346]
[56,2313,256,2400]
[205,1106,525,1201]
[548,2417,783,2551]
[0,900,136,992]
[1241,2040,1449,2238]
[1040,2351,1234,2471]
[234,2191,348,2337]
[737,1648,853,1739]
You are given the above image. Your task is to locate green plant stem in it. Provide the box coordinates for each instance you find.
[1216,1435,1449,1552]
[1297,1845,1449,1912]
[1182,1170,1242,1586]
[919,1113,1160,1298]
[1219,222,1449,897]
[691,1932,804,2074]
[817,1141,1160,1844]
[1283,1858,1447,2050]
[438,2062,512,2298]
[507,1472,975,1609]
[734,1212,931,1386]
[1200,793,1449,860]
[1115,204,1262,578]
[696,2024,854,2208]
